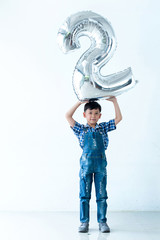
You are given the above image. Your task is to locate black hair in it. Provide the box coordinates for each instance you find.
[84,101,101,112]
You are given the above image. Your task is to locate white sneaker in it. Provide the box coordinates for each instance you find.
[78,222,89,233]
[99,222,110,233]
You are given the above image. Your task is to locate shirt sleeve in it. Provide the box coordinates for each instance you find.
[70,121,84,138]
[100,119,116,133]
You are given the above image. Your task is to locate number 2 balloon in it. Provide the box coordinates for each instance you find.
[57,11,137,101]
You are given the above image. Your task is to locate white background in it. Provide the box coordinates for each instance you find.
[0,0,160,212]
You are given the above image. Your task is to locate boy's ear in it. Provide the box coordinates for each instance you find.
[83,112,86,118]
[99,113,102,119]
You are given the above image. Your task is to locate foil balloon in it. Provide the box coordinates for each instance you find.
[57,11,137,101]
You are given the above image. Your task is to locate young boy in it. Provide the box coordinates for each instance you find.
[65,97,122,233]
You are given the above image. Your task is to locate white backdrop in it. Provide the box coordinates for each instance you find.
[0,0,160,211]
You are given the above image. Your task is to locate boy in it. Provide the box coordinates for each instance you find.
[65,97,122,233]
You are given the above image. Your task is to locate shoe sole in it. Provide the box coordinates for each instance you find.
[99,228,110,233]
[79,230,88,233]
[100,230,110,233]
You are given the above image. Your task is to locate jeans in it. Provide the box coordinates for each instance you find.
[79,131,108,223]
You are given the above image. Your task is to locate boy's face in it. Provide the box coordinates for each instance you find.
[83,108,101,127]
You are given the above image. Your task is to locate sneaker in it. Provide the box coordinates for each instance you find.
[78,222,89,233]
[99,222,110,233]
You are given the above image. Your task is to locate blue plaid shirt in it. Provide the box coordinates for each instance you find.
[71,119,116,150]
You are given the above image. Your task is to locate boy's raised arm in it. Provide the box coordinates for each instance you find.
[65,101,82,128]
[107,97,122,125]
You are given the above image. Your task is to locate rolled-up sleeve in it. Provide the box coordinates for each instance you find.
[71,121,84,137]
[100,119,116,133]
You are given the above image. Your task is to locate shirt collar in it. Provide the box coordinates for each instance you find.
[85,123,100,129]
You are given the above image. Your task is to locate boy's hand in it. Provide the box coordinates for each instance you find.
[80,100,89,104]
[65,100,88,128]
[106,96,117,102]
[106,96,122,125]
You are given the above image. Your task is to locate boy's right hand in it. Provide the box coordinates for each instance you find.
[65,101,86,128]
[81,100,89,104]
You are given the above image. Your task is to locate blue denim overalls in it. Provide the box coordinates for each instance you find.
[79,128,108,223]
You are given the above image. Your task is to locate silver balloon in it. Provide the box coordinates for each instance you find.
[57,11,137,101]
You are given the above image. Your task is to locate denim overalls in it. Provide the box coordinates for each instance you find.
[79,128,108,223]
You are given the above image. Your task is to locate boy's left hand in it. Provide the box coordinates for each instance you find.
[106,96,117,102]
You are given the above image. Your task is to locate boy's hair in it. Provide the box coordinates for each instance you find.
[84,101,101,112]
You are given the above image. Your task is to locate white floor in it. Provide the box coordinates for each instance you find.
[0,211,159,240]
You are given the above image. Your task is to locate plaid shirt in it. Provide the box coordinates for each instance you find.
[71,119,116,150]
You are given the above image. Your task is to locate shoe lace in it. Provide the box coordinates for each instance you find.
[100,223,107,226]
[81,222,88,226]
